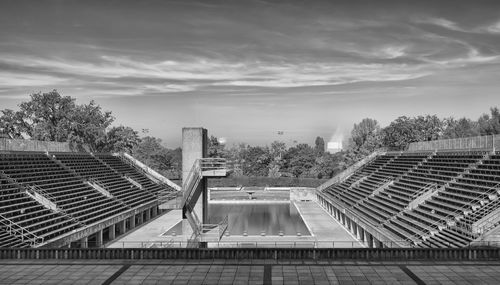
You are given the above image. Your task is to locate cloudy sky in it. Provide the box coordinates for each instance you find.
[1,0,499,147]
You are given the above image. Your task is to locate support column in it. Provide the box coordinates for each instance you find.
[358,225,365,242]
[118,220,126,235]
[341,213,346,225]
[109,224,116,240]
[352,222,358,237]
[130,215,136,229]
[145,208,151,221]
[96,230,103,248]
[367,233,374,248]
[152,206,158,218]
[81,236,88,248]
[182,127,208,224]
[138,213,143,225]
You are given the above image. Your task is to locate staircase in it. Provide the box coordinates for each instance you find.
[182,158,228,242]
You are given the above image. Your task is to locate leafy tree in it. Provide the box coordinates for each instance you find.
[442,117,479,138]
[477,107,500,135]
[283,143,315,178]
[104,126,140,153]
[68,100,114,151]
[314,136,325,156]
[17,90,76,141]
[207,135,225,158]
[0,109,24,139]
[241,146,271,176]
[132,136,181,179]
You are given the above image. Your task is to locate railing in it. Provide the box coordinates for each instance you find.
[200,215,229,242]
[467,183,500,235]
[0,214,44,247]
[86,178,113,199]
[120,152,182,191]
[199,158,227,172]
[182,160,203,207]
[368,178,393,198]
[108,240,414,249]
[408,134,499,152]
[24,184,84,227]
[406,183,439,210]
[408,183,500,244]
[23,184,58,211]
[317,149,387,192]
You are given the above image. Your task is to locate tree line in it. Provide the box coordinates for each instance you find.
[1,90,498,180]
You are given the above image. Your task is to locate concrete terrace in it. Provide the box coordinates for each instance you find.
[2,259,500,284]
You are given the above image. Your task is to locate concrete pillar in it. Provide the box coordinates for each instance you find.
[358,225,365,242]
[118,220,126,235]
[367,234,374,248]
[109,224,116,240]
[138,213,143,225]
[130,215,136,229]
[81,236,88,248]
[96,230,103,248]
[145,208,151,221]
[152,206,158,218]
[182,127,208,223]
[341,213,346,225]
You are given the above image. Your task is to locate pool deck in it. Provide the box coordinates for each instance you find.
[106,201,363,248]
[294,201,363,247]
[107,210,183,248]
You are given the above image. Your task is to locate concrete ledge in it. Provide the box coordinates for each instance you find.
[1,248,500,260]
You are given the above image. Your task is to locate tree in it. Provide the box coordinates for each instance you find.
[283,144,315,178]
[17,90,76,141]
[314,136,325,156]
[442,117,479,138]
[104,126,140,153]
[68,100,114,152]
[477,107,500,135]
[0,109,24,139]
[132,136,182,179]
[207,135,225,158]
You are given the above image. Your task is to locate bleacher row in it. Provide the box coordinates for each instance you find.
[0,152,177,248]
[322,150,500,248]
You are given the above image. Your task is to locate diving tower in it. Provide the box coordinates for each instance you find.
[181,128,228,245]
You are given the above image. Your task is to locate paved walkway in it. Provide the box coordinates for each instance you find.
[1,260,500,284]
[294,201,362,247]
[107,210,183,248]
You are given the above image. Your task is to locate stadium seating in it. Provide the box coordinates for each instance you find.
[95,154,176,196]
[322,150,500,248]
[0,151,174,248]
[53,153,157,208]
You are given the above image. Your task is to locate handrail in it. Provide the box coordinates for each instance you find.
[407,182,500,244]
[120,152,182,191]
[410,183,438,199]
[408,134,498,152]
[24,183,85,227]
[0,214,44,246]
[317,149,387,192]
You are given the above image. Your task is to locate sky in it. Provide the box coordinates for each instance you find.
[1,0,500,148]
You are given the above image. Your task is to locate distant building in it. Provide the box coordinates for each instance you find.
[327,141,342,153]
